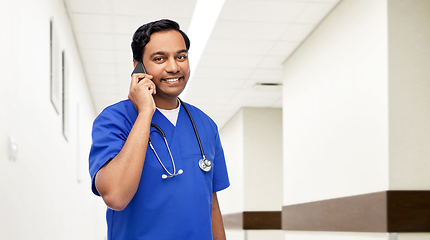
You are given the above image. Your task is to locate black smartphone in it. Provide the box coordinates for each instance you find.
[131,61,147,78]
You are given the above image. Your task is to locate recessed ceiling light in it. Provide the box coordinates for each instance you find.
[253,82,283,91]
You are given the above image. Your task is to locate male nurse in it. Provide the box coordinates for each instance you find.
[89,19,230,240]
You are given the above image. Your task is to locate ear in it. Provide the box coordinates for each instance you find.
[133,60,138,68]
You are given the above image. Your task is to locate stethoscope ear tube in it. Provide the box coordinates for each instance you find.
[179,98,206,159]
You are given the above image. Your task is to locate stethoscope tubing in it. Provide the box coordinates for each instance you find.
[179,98,206,160]
[148,129,178,177]
[148,98,209,178]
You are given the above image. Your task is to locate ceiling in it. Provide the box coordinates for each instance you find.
[64,0,340,128]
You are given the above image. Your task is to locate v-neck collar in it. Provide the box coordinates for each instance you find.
[126,99,191,146]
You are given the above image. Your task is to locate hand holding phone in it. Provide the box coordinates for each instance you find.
[129,62,156,114]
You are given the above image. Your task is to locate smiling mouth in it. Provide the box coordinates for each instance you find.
[163,77,181,83]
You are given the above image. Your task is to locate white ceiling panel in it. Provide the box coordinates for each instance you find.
[258,55,287,69]
[219,1,306,22]
[295,2,338,23]
[76,33,114,49]
[114,63,133,76]
[191,66,253,80]
[249,69,284,81]
[114,50,133,64]
[92,93,119,102]
[197,53,262,68]
[186,87,238,98]
[200,105,228,114]
[185,95,233,106]
[210,20,290,41]
[113,34,132,50]
[112,0,197,17]
[235,88,282,98]
[268,41,300,56]
[230,97,279,108]
[189,78,245,90]
[113,16,156,34]
[65,0,111,14]
[89,84,120,94]
[281,23,316,41]
[87,75,117,85]
[64,0,340,128]
[204,39,275,55]
[80,49,115,63]
[71,13,113,33]
[311,0,341,3]
[86,64,116,76]
[272,97,283,108]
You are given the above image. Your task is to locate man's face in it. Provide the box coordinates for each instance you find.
[142,30,190,101]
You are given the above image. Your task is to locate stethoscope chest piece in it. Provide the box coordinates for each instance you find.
[199,158,212,172]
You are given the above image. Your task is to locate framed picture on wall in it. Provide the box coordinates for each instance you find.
[62,50,69,141]
[50,19,62,114]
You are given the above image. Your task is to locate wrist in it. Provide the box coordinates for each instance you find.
[136,108,154,121]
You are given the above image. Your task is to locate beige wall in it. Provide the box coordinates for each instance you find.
[243,107,283,211]
[219,107,283,240]
[282,0,430,239]
[388,0,430,190]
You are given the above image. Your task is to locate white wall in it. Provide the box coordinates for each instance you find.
[219,109,245,215]
[284,232,390,240]
[397,234,430,240]
[219,109,245,240]
[282,0,388,239]
[283,233,430,240]
[0,0,106,239]
[283,0,389,206]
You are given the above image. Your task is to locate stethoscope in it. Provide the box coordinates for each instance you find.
[148,98,212,179]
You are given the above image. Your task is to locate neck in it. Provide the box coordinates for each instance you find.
[154,96,179,110]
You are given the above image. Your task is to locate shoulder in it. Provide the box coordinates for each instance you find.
[93,99,137,129]
[181,101,218,132]
[95,99,136,122]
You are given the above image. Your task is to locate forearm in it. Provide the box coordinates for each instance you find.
[212,193,227,240]
[95,113,152,211]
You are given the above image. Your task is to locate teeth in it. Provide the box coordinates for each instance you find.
[165,78,179,82]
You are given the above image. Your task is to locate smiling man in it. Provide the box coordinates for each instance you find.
[88,19,230,240]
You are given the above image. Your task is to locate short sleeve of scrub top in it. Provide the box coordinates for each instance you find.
[88,101,135,196]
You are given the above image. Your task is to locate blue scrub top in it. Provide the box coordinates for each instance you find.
[89,99,230,240]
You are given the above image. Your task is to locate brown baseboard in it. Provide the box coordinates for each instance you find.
[387,191,430,232]
[223,211,282,230]
[282,190,430,232]
[243,211,282,230]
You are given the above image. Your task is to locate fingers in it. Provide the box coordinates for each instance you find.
[129,73,157,114]
[130,73,156,94]
[131,73,151,86]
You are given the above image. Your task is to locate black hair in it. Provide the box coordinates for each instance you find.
[131,19,190,62]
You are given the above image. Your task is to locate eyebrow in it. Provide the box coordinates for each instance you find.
[150,49,188,58]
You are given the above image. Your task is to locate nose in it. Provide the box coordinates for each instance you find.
[165,58,180,73]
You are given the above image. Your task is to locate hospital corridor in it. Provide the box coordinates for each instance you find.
[1,0,430,239]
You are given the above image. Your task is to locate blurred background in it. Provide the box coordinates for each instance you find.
[1,0,429,239]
